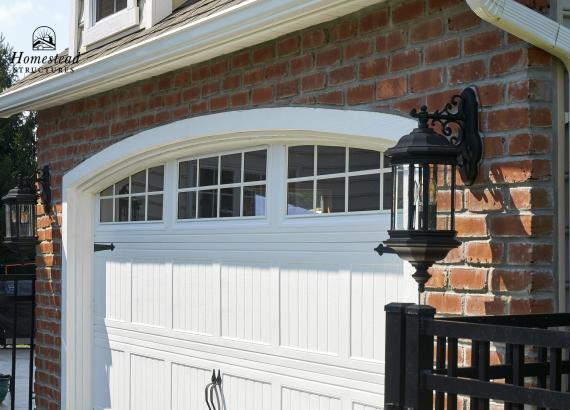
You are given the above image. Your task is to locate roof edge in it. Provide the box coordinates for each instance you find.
[0,0,381,118]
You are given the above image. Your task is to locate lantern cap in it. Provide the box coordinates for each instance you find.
[1,185,36,204]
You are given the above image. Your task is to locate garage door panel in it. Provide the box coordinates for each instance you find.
[132,262,171,327]
[171,363,212,410]
[130,354,167,410]
[353,403,382,410]
[223,373,272,410]
[93,347,129,410]
[173,262,217,335]
[94,258,132,323]
[282,386,341,410]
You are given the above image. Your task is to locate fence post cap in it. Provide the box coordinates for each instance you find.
[405,304,436,318]
[385,302,415,313]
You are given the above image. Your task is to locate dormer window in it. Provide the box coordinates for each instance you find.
[97,0,128,21]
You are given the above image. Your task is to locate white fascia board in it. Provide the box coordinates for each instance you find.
[466,0,570,66]
[0,0,380,118]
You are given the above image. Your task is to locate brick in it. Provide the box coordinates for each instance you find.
[316,91,343,105]
[426,293,462,314]
[253,45,274,64]
[393,96,424,114]
[243,68,264,86]
[491,269,532,292]
[390,49,421,72]
[345,40,372,60]
[426,266,446,289]
[478,84,503,106]
[347,84,375,105]
[276,80,299,99]
[466,189,503,211]
[377,77,407,100]
[358,58,388,80]
[424,39,460,64]
[489,159,550,183]
[182,86,200,102]
[509,187,551,210]
[448,60,486,84]
[302,73,326,92]
[316,48,341,67]
[410,68,443,92]
[465,241,503,264]
[483,136,505,159]
[455,215,487,237]
[426,88,461,108]
[329,66,355,85]
[230,91,249,107]
[528,47,551,66]
[265,62,288,79]
[411,19,443,43]
[393,0,424,24]
[490,49,526,75]
[290,54,313,74]
[359,9,389,33]
[210,95,228,112]
[486,107,529,131]
[449,267,487,290]
[303,29,325,49]
[508,132,552,158]
[191,65,210,82]
[465,295,506,315]
[429,0,461,12]
[530,107,552,127]
[330,20,358,42]
[532,271,554,291]
[530,298,554,313]
[508,243,553,264]
[464,31,502,56]
[251,87,273,105]
[277,36,300,56]
[448,10,480,32]
[377,30,406,53]
[490,215,553,237]
[222,74,241,91]
[232,51,250,68]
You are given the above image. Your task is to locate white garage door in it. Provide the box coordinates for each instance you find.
[92,143,416,410]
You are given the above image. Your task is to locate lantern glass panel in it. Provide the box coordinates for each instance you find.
[5,203,12,238]
[390,163,455,232]
[19,203,34,237]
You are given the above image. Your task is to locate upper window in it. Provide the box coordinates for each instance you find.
[99,166,164,223]
[96,0,127,21]
[177,148,268,220]
[287,145,391,215]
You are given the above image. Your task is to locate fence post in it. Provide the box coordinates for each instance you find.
[384,303,414,410]
[404,304,436,410]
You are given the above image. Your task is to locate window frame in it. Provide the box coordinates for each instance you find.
[98,166,165,224]
[176,146,269,221]
[83,0,139,46]
[285,145,392,218]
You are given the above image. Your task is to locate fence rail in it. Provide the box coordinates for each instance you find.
[384,303,570,410]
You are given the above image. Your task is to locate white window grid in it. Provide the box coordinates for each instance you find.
[285,145,392,217]
[176,147,268,220]
[99,166,164,223]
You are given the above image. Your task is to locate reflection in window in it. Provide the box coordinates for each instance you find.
[178,148,267,219]
[96,0,128,22]
[286,145,391,215]
[99,166,164,223]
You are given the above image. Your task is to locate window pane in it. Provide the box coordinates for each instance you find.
[198,189,217,218]
[100,185,113,197]
[243,185,266,217]
[116,0,127,11]
[148,166,164,191]
[244,150,267,182]
[287,181,313,215]
[131,196,146,221]
[220,188,240,217]
[288,146,314,178]
[179,160,197,189]
[100,199,113,222]
[383,173,392,210]
[317,146,345,175]
[148,195,163,221]
[199,157,218,186]
[115,198,129,221]
[316,178,345,213]
[349,148,380,172]
[131,170,146,194]
[97,0,115,21]
[221,154,241,184]
[115,177,129,195]
[349,174,380,212]
[178,192,196,219]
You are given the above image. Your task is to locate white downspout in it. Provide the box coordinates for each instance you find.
[466,0,570,313]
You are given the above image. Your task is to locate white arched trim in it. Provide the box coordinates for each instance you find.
[61,107,416,410]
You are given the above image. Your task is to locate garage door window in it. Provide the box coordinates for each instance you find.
[99,166,164,222]
[287,145,391,215]
[177,148,267,219]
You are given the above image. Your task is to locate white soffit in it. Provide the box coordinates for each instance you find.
[0,0,380,118]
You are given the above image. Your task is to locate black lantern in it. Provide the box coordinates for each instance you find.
[1,166,51,257]
[376,88,482,292]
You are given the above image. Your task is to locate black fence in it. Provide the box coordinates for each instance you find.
[0,264,35,410]
[384,303,570,409]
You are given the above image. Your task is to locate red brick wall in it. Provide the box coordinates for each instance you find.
[33,0,556,408]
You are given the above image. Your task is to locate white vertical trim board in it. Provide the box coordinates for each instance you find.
[61,108,416,410]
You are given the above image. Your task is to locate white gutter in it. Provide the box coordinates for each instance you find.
[466,0,569,313]
[0,0,377,118]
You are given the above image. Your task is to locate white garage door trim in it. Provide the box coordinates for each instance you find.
[61,107,416,410]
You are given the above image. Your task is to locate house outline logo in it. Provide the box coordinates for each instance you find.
[32,26,56,51]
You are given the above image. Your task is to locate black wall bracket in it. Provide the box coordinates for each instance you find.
[94,243,115,252]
